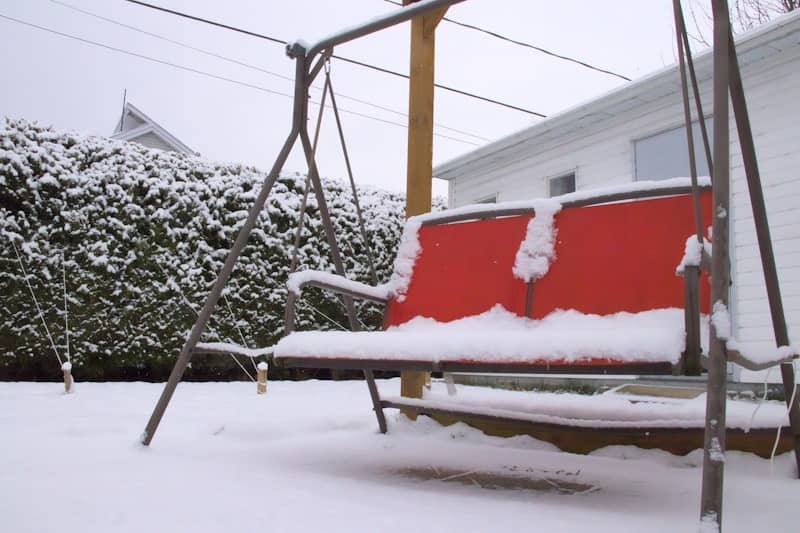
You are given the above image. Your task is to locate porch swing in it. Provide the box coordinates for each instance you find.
[140,0,799,527]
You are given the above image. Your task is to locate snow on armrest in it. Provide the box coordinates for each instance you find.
[711,301,798,369]
[676,234,712,275]
[194,342,274,358]
[287,270,390,302]
[726,347,798,371]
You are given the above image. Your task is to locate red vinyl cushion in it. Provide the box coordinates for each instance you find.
[530,192,712,318]
[384,214,532,326]
[385,191,711,328]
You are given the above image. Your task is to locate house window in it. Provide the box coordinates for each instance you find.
[475,195,497,204]
[634,119,713,181]
[549,173,576,197]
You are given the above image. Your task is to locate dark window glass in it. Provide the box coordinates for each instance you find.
[635,119,713,181]
[549,173,576,197]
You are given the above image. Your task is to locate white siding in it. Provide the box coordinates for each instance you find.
[729,48,800,382]
[446,34,799,383]
[130,132,175,153]
[120,112,145,132]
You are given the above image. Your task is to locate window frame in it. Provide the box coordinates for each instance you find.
[633,117,713,182]
[548,171,577,198]
[474,194,498,204]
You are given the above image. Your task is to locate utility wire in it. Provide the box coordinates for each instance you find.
[383,0,631,82]
[0,14,293,98]
[0,13,479,146]
[123,0,547,118]
[332,55,546,118]
[49,0,293,81]
[45,0,489,142]
[126,0,286,45]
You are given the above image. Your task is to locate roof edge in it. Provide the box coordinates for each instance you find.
[433,8,800,180]
[112,102,199,156]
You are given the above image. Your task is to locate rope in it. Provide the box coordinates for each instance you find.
[62,249,70,362]
[745,366,774,432]
[673,0,704,244]
[299,300,347,332]
[283,66,377,336]
[677,6,714,178]
[154,262,255,382]
[288,73,329,275]
[326,65,379,285]
[770,360,798,473]
[222,292,258,372]
[285,69,367,331]
[10,240,63,366]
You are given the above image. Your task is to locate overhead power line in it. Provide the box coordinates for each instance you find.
[126,0,286,45]
[0,13,480,146]
[123,0,547,118]
[46,0,490,142]
[383,0,631,82]
[330,55,545,117]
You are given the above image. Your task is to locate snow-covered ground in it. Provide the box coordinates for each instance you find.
[1,379,797,532]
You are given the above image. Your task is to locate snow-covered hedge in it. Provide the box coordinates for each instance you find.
[0,118,429,379]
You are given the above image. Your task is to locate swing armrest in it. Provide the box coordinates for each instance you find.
[287,270,389,304]
[284,270,390,334]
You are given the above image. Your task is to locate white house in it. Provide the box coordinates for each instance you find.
[433,10,800,383]
[111,102,198,156]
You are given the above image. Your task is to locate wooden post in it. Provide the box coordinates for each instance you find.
[257,362,268,394]
[400,0,447,407]
[61,361,73,394]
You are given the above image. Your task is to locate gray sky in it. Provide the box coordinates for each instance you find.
[0,0,697,198]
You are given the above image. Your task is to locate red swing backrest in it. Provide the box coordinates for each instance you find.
[383,191,712,328]
[383,214,532,326]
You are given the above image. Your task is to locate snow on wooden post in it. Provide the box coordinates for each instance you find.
[257,362,268,395]
[61,361,73,394]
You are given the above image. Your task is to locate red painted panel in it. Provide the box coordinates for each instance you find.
[384,215,532,326]
[529,192,712,318]
[384,191,711,334]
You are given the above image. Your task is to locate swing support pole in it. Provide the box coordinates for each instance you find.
[141,0,465,446]
[699,2,732,527]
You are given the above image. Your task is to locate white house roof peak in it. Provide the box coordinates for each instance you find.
[111,102,199,156]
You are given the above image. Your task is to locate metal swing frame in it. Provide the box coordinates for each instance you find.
[140,0,798,528]
[141,0,466,446]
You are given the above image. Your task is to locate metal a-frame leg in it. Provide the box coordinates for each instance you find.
[140,0,472,446]
[141,129,299,446]
[726,26,800,476]
[700,1,731,528]
[299,129,359,330]
[364,369,388,433]
[298,129,387,433]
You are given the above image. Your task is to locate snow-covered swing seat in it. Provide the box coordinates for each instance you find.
[275,178,713,381]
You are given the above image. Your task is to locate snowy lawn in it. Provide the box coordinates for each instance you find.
[1,379,797,532]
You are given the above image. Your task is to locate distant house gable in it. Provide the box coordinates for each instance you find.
[111,102,198,156]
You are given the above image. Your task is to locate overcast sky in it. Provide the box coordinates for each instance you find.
[0,0,704,198]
